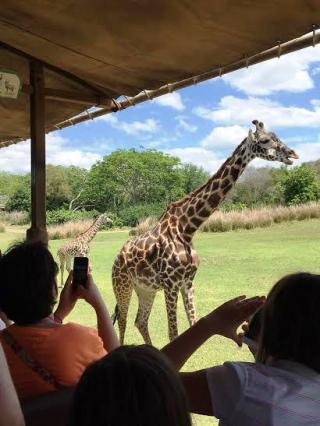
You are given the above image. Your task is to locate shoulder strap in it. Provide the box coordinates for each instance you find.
[2,328,65,390]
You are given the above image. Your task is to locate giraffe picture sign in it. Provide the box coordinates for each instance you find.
[112,120,299,344]
[0,71,20,99]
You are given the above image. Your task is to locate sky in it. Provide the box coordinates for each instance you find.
[1,43,320,175]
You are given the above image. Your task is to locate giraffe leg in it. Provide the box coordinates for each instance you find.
[134,287,156,345]
[164,285,179,341]
[112,274,133,345]
[180,284,197,327]
[66,255,72,273]
[59,254,65,287]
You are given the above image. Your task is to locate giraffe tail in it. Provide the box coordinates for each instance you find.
[111,304,119,325]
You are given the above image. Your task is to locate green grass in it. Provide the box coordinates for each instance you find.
[1,220,320,425]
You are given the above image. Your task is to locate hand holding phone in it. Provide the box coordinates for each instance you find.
[73,257,89,288]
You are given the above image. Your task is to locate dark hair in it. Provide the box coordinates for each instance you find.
[0,241,58,325]
[70,345,192,426]
[257,272,320,372]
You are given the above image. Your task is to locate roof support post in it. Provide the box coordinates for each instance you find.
[26,61,48,244]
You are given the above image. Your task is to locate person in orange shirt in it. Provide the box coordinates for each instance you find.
[0,241,119,400]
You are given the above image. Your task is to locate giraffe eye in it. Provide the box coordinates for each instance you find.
[260,139,270,144]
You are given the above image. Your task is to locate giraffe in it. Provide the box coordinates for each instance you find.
[57,214,112,286]
[112,120,299,344]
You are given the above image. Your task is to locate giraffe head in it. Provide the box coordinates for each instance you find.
[247,120,299,165]
[100,213,113,225]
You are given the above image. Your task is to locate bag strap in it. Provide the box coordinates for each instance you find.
[2,328,65,390]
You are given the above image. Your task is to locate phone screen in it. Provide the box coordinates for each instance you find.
[73,257,88,288]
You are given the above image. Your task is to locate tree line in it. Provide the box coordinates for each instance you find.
[1,149,319,226]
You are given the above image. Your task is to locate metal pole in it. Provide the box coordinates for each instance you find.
[26,61,48,244]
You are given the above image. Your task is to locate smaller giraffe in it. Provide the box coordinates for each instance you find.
[57,214,112,286]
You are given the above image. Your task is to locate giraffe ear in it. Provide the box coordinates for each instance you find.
[248,129,255,142]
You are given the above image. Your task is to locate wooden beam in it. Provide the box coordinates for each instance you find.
[0,40,112,98]
[26,61,48,244]
[22,84,114,108]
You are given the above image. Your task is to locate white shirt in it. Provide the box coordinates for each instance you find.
[207,360,320,426]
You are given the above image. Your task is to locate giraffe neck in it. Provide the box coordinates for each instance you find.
[79,216,104,243]
[167,137,255,240]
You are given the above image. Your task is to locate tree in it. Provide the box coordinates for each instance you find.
[181,163,209,194]
[46,165,72,210]
[279,164,320,205]
[6,182,31,211]
[82,149,186,212]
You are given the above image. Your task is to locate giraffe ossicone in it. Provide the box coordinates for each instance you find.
[112,120,299,344]
[57,214,112,286]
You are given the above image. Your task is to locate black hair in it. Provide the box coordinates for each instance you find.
[70,345,192,426]
[257,272,320,372]
[0,241,58,325]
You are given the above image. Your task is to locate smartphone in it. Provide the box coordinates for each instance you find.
[73,257,89,288]
[243,307,262,349]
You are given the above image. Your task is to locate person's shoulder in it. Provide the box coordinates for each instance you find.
[58,322,99,339]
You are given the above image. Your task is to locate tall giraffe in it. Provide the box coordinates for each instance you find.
[112,120,298,344]
[57,214,112,286]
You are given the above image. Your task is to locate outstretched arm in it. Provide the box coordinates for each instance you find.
[55,272,119,352]
[0,343,25,426]
[162,295,264,370]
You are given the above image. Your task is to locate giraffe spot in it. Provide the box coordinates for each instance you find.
[169,216,177,226]
[222,167,229,178]
[221,179,230,189]
[230,166,240,180]
[195,199,205,211]
[191,217,202,228]
[185,224,196,234]
[187,206,195,216]
[178,215,187,227]
[208,193,221,206]
[223,184,233,195]
[160,220,168,233]
[210,180,219,191]
[235,157,242,166]
[198,208,210,218]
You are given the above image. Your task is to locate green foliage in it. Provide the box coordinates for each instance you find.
[181,163,209,194]
[0,172,26,198]
[82,149,185,212]
[6,184,31,212]
[46,165,72,210]
[117,203,165,227]
[278,165,320,205]
[46,209,100,225]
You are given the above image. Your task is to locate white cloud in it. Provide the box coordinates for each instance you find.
[167,147,222,172]
[194,96,320,129]
[153,93,185,111]
[97,114,160,135]
[223,44,320,95]
[175,116,198,133]
[201,125,247,150]
[294,141,320,164]
[0,134,101,174]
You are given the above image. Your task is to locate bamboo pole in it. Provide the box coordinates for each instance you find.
[52,30,320,131]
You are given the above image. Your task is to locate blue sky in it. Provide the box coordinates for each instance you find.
[1,43,320,174]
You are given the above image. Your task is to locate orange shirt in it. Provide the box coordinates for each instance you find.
[0,322,106,400]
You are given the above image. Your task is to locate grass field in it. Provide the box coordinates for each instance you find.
[1,219,320,425]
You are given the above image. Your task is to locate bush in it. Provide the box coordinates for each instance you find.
[118,203,165,227]
[130,216,158,236]
[0,211,29,225]
[46,209,100,225]
[201,202,320,233]
[48,220,93,240]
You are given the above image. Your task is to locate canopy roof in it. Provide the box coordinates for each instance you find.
[0,0,319,147]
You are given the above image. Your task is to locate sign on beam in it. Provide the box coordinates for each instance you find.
[0,71,20,99]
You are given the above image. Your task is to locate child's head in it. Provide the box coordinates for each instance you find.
[0,241,58,325]
[70,344,192,426]
[257,272,320,372]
